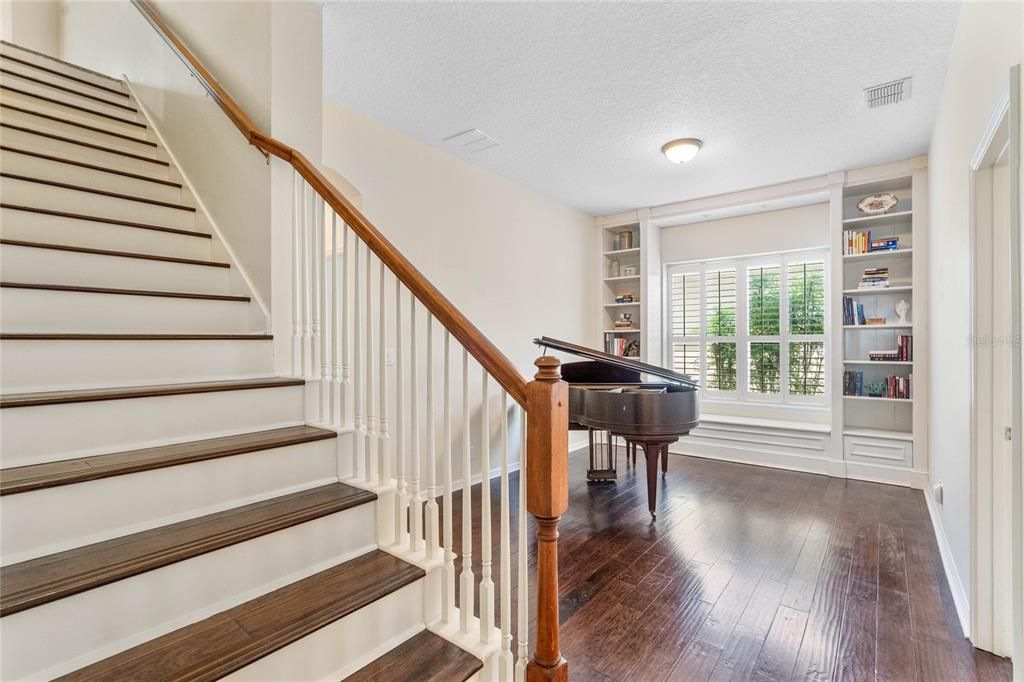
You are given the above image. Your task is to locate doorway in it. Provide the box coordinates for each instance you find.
[970,65,1021,664]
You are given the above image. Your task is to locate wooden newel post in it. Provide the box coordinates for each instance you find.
[526,355,570,682]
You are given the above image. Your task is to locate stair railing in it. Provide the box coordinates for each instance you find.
[132,2,569,679]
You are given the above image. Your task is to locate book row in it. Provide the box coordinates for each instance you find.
[843,230,900,255]
[843,370,912,399]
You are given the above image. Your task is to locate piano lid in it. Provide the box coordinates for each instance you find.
[533,336,699,389]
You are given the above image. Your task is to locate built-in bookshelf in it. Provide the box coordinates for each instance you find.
[599,222,642,357]
[831,163,928,481]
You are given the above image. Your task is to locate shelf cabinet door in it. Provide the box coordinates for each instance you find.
[843,434,913,468]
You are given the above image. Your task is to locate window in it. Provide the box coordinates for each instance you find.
[666,249,828,404]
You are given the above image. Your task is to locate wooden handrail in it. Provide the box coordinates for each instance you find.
[131,0,263,154]
[130,0,528,407]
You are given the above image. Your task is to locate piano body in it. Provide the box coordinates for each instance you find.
[534,337,700,519]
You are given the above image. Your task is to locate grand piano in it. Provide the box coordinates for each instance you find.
[534,337,700,519]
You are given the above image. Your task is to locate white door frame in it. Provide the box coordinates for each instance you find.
[969,65,1022,663]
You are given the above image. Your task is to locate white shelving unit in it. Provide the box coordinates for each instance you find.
[831,163,929,482]
[598,222,643,358]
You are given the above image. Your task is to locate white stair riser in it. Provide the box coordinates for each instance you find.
[0,506,377,681]
[1,338,275,392]
[0,89,147,139]
[2,385,306,465]
[0,288,251,333]
[1,439,338,563]
[225,579,426,682]
[1,176,195,230]
[0,207,211,259]
[0,126,168,173]
[0,46,124,92]
[0,70,140,120]
[1,104,157,153]
[0,150,181,203]
[0,245,229,293]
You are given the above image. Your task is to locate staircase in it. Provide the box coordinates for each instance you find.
[0,40,484,681]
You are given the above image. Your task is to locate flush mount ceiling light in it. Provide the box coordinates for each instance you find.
[661,138,703,164]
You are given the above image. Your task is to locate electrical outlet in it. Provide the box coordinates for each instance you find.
[385,348,395,366]
[933,483,944,505]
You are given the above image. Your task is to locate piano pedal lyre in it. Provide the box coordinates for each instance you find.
[586,429,618,484]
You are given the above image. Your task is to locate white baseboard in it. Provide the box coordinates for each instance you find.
[924,487,972,640]
[845,460,929,489]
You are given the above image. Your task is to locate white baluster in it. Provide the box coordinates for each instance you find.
[515,411,528,682]
[394,281,407,546]
[479,372,494,645]
[330,212,340,428]
[290,172,301,377]
[408,296,422,553]
[459,348,475,635]
[352,238,364,481]
[500,390,513,679]
[442,331,456,624]
[365,248,377,485]
[425,316,439,560]
[302,183,313,378]
[340,222,351,425]
[313,195,324,419]
[378,263,390,487]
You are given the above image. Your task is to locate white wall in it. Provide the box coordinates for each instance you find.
[927,0,1023,625]
[660,202,829,264]
[1,0,61,57]
[322,102,598,452]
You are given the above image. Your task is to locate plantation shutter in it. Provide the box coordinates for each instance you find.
[787,259,826,395]
[669,271,701,377]
[788,260,825,334]
[704,268,737,391]
[747,265,781,335]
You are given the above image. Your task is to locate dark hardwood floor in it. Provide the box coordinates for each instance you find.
[449,448,1013,681]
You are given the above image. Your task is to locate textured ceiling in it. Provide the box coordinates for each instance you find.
[323,2,960,216]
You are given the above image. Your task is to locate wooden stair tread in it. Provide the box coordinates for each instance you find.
[0,239,229,267]
[1,40,123,85]
[0,204,206,238]
[58,550,423,682]
[0,377,304,409]
[1,281,249,302]
[0,333,272,340]
[2,103,157,146]
[0,146,180,187]
[0,425,336,496]
[343,631,483,682]
[0,66,137,112]
[0,53,128,98]
[1,84,146,128]
[1,173,195,211]
[0,482,377,616]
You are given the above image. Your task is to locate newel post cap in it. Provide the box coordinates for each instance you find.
[534,356,562,382]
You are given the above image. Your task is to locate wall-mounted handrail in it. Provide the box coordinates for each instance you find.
[130,0,528,408]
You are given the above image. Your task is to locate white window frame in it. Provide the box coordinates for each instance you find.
[664,247,830,406]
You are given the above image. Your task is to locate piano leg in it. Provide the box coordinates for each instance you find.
[639,443,658,519]
[631,438,679,519]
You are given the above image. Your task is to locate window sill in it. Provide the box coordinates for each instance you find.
[699,412,831,434]
[698,397,830,427]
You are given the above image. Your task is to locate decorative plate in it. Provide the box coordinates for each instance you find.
[856,193,899,215]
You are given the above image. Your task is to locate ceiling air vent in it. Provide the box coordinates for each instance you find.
[864,77,912,108]
[442,128,500,154]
